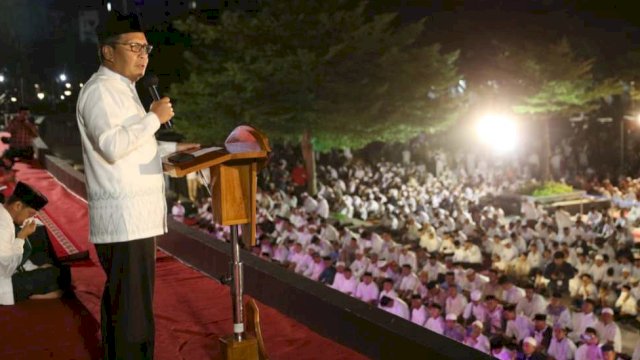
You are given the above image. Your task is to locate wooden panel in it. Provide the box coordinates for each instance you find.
[212,164,250,225]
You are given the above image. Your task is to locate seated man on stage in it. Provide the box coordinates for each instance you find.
[0,182,63,305]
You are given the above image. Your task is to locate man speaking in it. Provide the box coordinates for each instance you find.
[76,12,198,359]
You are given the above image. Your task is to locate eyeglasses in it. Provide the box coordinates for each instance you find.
[111,42,154,54]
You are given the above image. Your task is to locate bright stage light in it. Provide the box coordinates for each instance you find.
[60,95,65,100]
[10,97,17,103]
[59,73,67,82]
[65,82,71,89]
[37,92,45,100]
[0,74,4,82]
[64,90,72,96]
[475,114,518,154]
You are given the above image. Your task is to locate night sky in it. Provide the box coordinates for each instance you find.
[2,0,640,104]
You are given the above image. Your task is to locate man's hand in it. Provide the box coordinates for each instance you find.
[177,143,201,152]
[150,97,174,125]
[17,219,37,239]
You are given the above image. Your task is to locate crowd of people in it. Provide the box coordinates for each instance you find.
[175,142,640,360]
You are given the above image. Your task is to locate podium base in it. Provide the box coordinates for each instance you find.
[219,335,259,360]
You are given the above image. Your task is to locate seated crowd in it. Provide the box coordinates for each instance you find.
[175,146,640,360]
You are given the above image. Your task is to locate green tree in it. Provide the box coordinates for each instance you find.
[170,0,461,194]
[483,39,622,181]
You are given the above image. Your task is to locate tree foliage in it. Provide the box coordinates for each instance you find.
[170,0,462,150]
[490,39,622,117]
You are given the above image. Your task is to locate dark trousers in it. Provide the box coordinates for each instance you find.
[96,238,156,360]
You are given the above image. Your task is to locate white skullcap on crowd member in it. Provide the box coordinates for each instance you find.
[523,337,537,347]
[595,254,604,261]
[336,262,346,268]
[472,320,484,330]
[470,290,482,302]
[601,308,614,316]
[446,313,458,321]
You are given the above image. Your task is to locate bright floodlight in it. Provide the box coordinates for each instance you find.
[37,92,45,100]
[10,97,17,103]
[64,90,72,96]
[0,74,4,82]
[59,73,67,82]
[475,114,518,154]
[60,95,65,100]
[65,82,71,89]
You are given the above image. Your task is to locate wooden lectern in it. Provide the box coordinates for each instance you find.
[163,126,271,360]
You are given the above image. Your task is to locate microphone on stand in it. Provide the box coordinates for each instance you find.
[143,74,172,129]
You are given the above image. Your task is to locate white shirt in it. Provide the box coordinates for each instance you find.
[77,66,176,243]
[380,298,410,320]
[463,302,487,322]
[410,305,427,326]
[570,312,598,342]
[516,294,548,318]
[304,261,326,281]
[506,315,532,342]
[424,316,445,334]
[615,291,638,316]
[464,334,490,354]
[332,275,357,295]
[595,322,622,353]
[399,273,420,293]
[354,281,379,303]
[445,294,468,317]
[315,198,330,219]
[502,285,525,305]
[0,206,25,305]
[548,337,577,360]
[574,344,603,360]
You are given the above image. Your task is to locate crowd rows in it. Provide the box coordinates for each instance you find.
[173,147,640,360]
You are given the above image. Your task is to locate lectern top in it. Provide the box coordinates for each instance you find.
[162,125,271,177]
[163,147,268,177]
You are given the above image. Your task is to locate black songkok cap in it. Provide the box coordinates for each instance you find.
[533,314,547,321]
[12,182,48,211]
[97,11,144,43]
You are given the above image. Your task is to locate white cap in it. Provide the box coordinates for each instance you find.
[523,337,537,347]
[336,261,346,267]
[595,254,604,261]
[470,290,482,302]
[472,320,483,330]
[501,239,511,245]
[445,313,458,321]
[601,308,614,315]
[466,268,475,276]
[623,268,631,273]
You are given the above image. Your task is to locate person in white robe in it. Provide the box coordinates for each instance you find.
[1,182,60,305]
[424,303,445,334]
[595,308,622,353]
[547,325,577,360]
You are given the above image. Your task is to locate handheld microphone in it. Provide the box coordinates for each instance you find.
[143,74,172,129]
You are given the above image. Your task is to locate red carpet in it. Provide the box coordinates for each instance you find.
[6,161,367,360]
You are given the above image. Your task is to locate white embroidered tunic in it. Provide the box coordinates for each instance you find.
[76,66,176,244]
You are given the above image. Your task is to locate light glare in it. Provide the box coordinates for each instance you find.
[475,114,518,154]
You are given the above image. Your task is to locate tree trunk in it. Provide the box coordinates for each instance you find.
[301,130,318,195]
[540,115,552,182]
